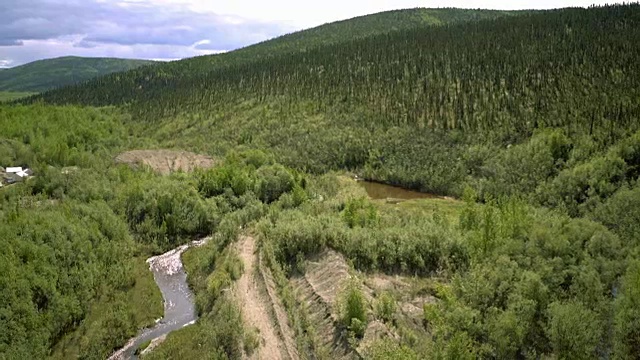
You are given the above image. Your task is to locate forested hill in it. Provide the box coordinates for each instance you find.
[32,4,640,198]
[36,5,638,138]
[0,56,156,92]
[30,8,517,106]
[241,8,523,55]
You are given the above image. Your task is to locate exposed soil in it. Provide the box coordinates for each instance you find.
[115,150,215,175]
[365,274,410,293]
[357,320,398,356]
[258,253,300,360]
[365,274,436,329]
[291,250,354,359]
[235,236,288,360]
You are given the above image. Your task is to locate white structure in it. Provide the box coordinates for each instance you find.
[6,167,22,173]
[15,171,28,179]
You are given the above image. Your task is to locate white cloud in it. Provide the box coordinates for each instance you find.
[170,0,620,28]
[0,0,290,66]
[0,0,625,67]
[0,59,13,68]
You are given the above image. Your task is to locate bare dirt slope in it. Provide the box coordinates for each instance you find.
[291,250,354,359]
[364,273,436,329]
[258,253,300,360]
[115,150,215,174]
[235,236,292,360]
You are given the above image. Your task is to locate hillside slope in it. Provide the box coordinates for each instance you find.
[37,6,638,138]
[33,4,640,203]
[0,56,156,92]
[37,6,640,188]
[32,8,517,105]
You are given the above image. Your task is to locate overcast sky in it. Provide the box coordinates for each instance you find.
[0,0,619,68]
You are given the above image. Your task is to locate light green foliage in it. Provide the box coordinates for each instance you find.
[487,308,528,359]
[119,176,219,251]
[197,161,253,198]
[342,197,379,228]
[364,338,418,360]
[338,279,368,338]
[592,183,640,246]
[0,91,36,102]
[200,249,243,314]
[538,153,627,217]
[243,327,261,356]
[460,196,532,259]
[477,130,571,199]
[375,291,397,324]
[613,261,640,359]
[255,164,296,203]
[546,301,602,359]
[460,186,479,231]
[263,205,467,275]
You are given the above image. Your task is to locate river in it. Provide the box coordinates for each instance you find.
[108,238,209,360]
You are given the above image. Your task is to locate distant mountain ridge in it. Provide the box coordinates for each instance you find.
[0,56,157,92]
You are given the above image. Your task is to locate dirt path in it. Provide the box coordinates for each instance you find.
[235,236,288,360]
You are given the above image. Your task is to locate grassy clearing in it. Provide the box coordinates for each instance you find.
[0,91,36,102]
[378,197,464,224]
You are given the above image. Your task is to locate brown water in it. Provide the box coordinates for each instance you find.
[358,181,441,200]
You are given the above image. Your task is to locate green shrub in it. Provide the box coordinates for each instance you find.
[338,279,368,338]
[255,164,296,203]
[363,339,418,360]
[613,261,640,360]
[546,301,602,360]
[537,153,627,217]
[197,163,253,198]
[478,129,571,199]
[342,197,379,228]
[591,184,640,246]
[375,291,397,324]
[243,327,261,356]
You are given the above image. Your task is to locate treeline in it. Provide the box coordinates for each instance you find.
[36,5,640,140]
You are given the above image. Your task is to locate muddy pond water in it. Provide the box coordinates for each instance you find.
[358,180,442,200]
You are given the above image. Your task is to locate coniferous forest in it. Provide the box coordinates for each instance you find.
[3,4,640,359]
